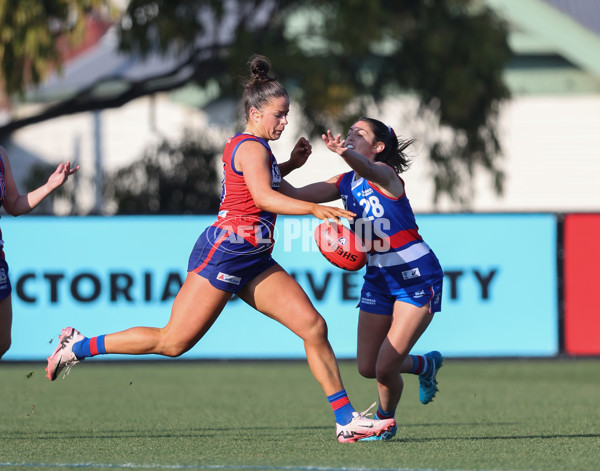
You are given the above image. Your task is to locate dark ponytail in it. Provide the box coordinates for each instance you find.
[358,116,413,174]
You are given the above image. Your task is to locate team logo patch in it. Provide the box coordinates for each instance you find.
[402,268,421,280]
[216,272,241,285]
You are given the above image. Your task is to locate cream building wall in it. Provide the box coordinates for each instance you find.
[276,94,600,213]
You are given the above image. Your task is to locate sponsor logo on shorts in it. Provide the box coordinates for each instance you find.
[216,272,241,285]
[413,290,426,298]
[402,268,421,280]
[361,291,377,306]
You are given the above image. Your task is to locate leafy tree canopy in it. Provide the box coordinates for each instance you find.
[105,132,221,214]
[0,0,114,96]
[2,0,512,207]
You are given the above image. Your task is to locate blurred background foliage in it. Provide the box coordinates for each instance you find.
[105,132,221,214]
[0,0,115,96]
[7,0,511,212]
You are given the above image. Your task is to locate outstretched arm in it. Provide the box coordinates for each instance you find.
[0,146,79,216]
[237,140,354,222]
[279,175,341,203]
[322,130,403,196]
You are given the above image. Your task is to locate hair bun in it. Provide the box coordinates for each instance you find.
[249,54,271,79]
[241,54,287,120]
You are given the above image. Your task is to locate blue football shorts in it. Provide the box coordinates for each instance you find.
[0,258,11,301]
[359,278,443,316]
[187,225,278,293]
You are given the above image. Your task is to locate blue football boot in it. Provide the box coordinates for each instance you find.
[419,351,444,404]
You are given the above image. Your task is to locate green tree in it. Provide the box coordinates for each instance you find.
[1,0,511,207]
[0,0,114,97]
[105,131,221,214]
[117,0,511,206]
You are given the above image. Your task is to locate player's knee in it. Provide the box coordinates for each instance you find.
[306,314,328,342]
[357,362,376,379]
[161,346,186,357]
[295,310,329,344]
[375,361,401,384]
[159,338,191,357]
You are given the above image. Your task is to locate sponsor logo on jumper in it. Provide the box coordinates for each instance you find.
[272,164,281,188]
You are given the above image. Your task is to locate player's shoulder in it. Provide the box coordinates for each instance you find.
[236,136,270,158]
[337,171,355,185]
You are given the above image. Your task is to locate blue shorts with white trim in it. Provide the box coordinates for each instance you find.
[187,225,277,293]
[359,278,443,316]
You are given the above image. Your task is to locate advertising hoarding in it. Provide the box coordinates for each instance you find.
[3,214,558,360]
[563,213,600,355]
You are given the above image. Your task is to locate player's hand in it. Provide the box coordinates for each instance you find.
[311,203,355,226]
[47,161,80,191]
[289,137,312,169]
[321,130,349,156]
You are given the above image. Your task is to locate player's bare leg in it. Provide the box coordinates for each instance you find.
[0,296,12,359]
[374,302,433,413]
[239,264,343,395]
[104,273,231,356]
[240,264,396,442]
[47,273,232,380]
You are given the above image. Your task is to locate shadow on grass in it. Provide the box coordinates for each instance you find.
[4,423,600,443]
[398,432,600,442]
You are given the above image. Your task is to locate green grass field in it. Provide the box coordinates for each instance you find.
[1,358,599,471]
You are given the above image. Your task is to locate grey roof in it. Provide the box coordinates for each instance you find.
[27,27,188,102]
[542,0,600,36]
